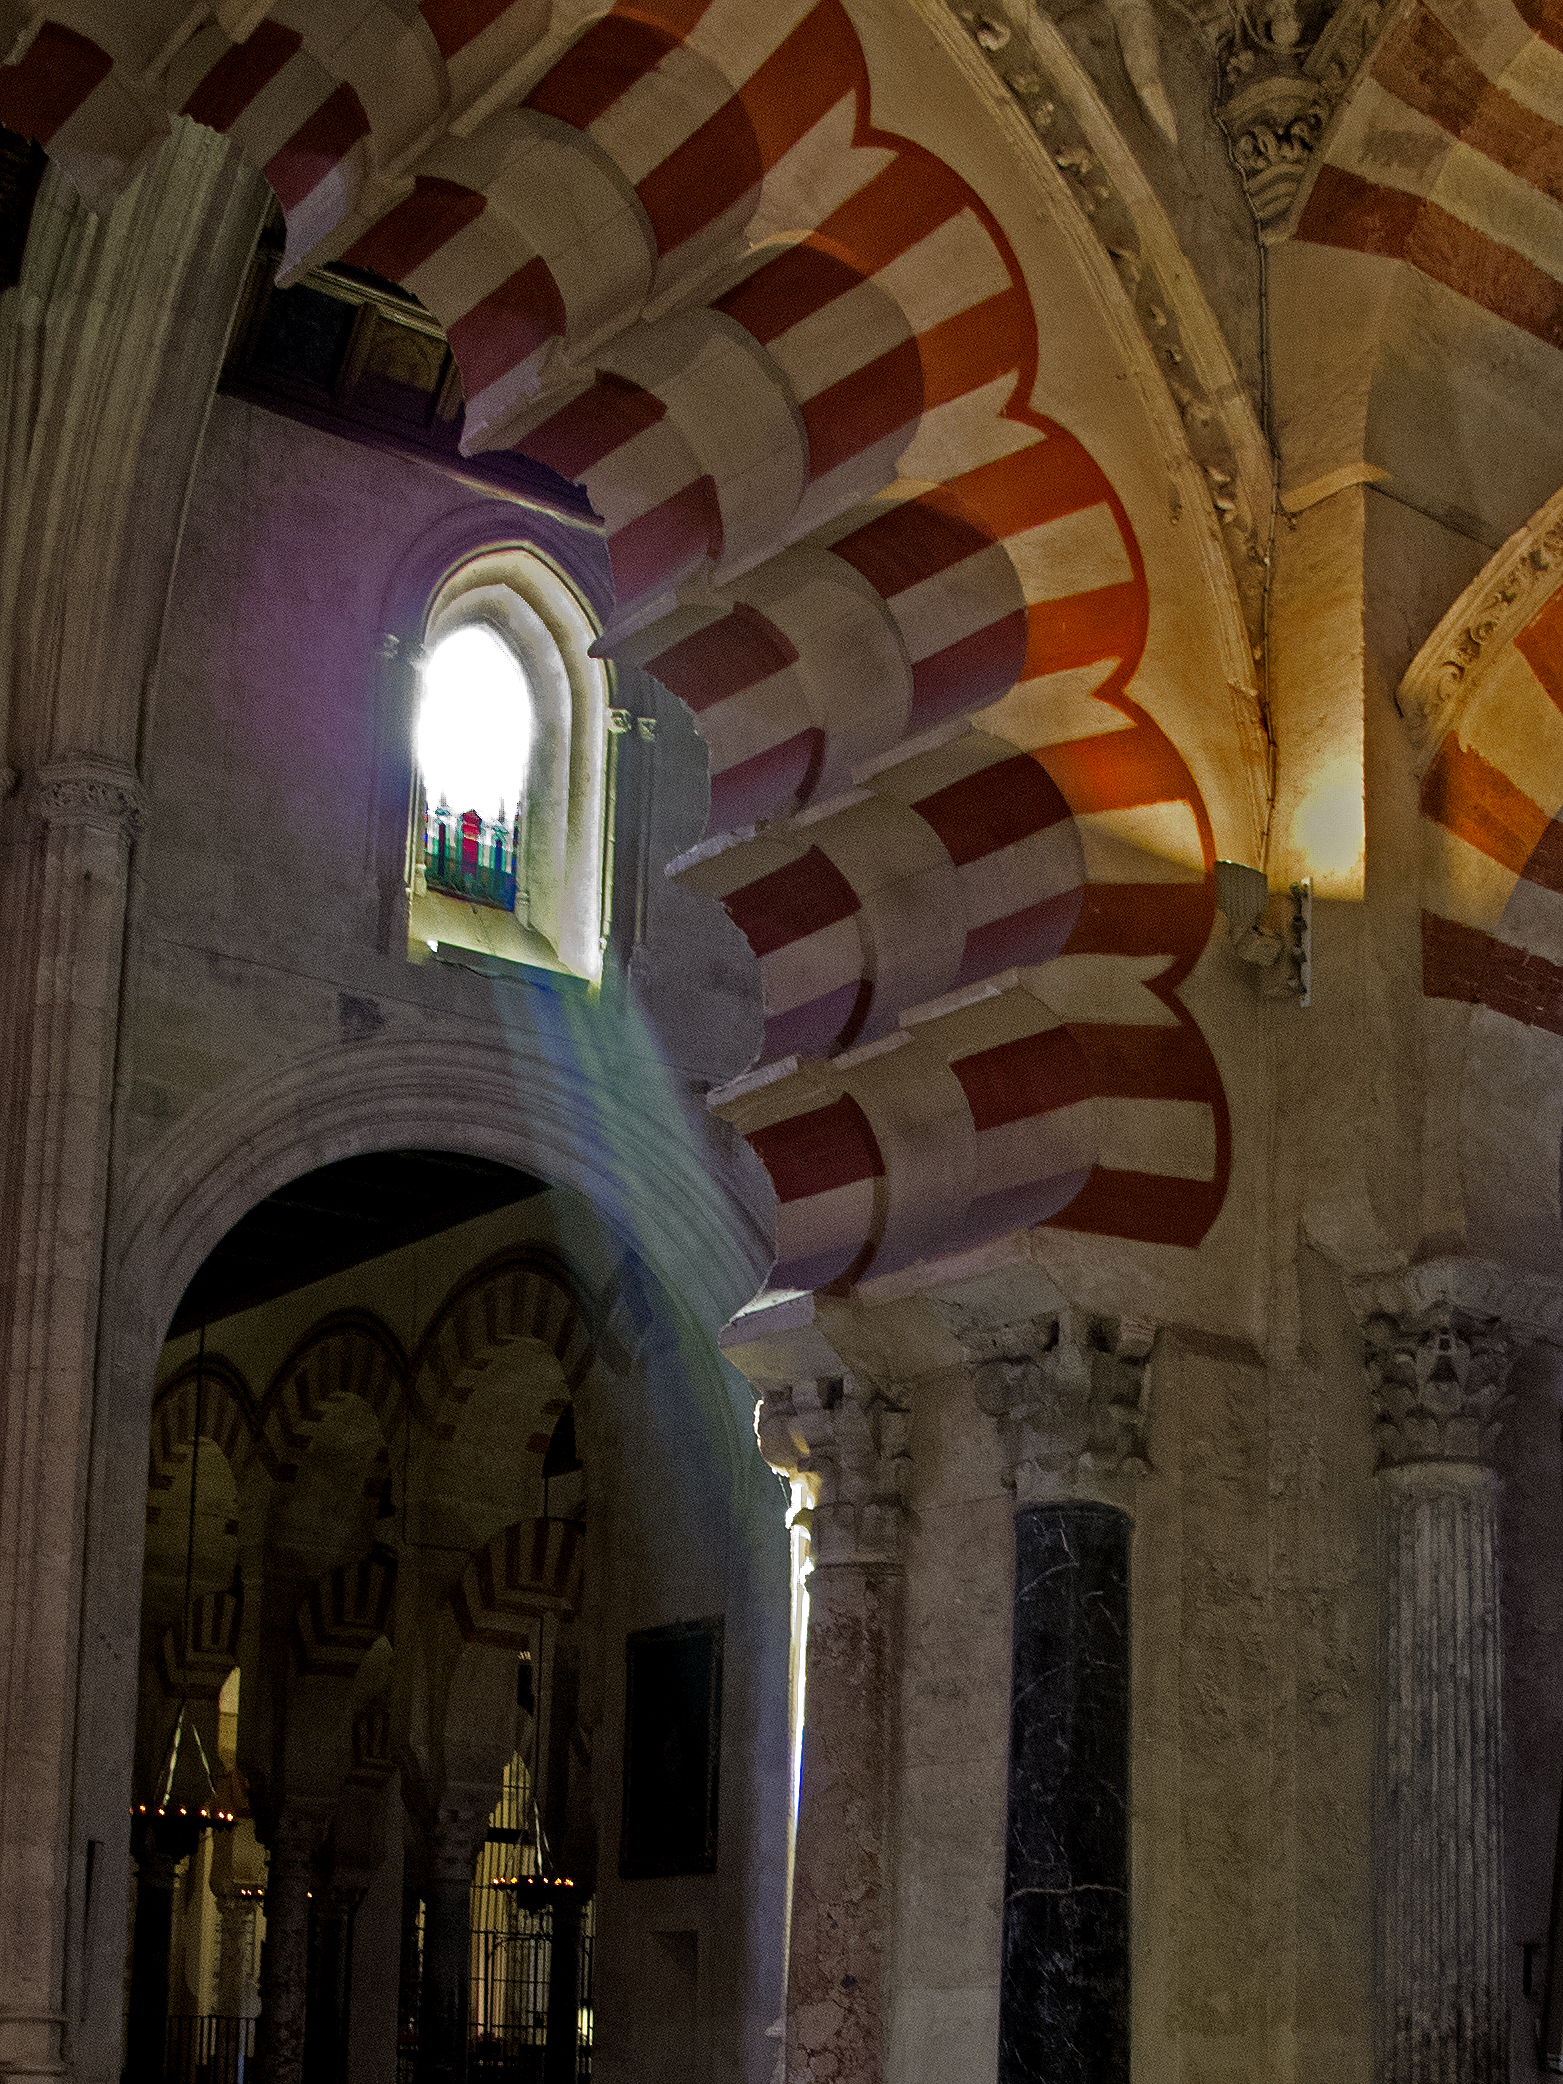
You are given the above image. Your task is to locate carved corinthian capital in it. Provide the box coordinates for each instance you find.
[1362,1305,1514,1469]
[755,1375,910,1566]
[964,1312,1155,1504]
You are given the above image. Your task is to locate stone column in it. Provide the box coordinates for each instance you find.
[542,1896,582,2084]
[256,1808,324,2084]
[756,1374,911,2084]
[304,1884,362,2084]
[214,1891,257,2020]
[1361,1304,1514,2083]
[124,1829,180,2084]
[414,1801,487,2084]
[966,1314,1154,2084]
[0,119,266,2084]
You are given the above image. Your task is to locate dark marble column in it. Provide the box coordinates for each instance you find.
[304,1884,361,2084]
[1000,1501,1130,2084]
[968,1312,1153,2084]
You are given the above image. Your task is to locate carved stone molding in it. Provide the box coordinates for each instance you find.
[963,1311,1155,1504]
[1216,0,1401,239]
[1361,1305,1514,1469]
[28,758,148,840]
[930,0,1275,656]
[1398,485,1563,756]
[755,1375,911,1567]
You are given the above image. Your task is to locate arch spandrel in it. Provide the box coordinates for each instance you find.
[1401,481,1563,1275]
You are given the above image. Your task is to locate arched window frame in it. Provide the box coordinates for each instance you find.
[407,545,612,982]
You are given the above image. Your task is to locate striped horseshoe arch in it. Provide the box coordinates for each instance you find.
[1404,482,1563,1276]
[0,0,1233,1287]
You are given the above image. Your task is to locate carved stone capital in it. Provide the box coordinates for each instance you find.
[427,1792,493,1883]
[1361,1305,1514,1469]
[964,1312,1155,1505]
[29,758,148,840]
[755,1375,910,1567]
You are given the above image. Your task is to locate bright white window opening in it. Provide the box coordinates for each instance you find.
[407,546,610,981]
[417,626,532,831]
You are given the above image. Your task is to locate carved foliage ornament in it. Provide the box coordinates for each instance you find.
[754,1375,911,1568]
[965,1311,1155,1503]
[1361,1305,1513,1468]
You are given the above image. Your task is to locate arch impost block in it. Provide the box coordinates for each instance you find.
[963,1310,1156,1506]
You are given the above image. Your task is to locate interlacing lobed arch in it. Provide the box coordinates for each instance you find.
[1,0,1232,1279]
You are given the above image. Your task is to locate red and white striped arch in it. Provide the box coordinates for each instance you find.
[0,0,1241,1289]
[1406,485,1563,1276]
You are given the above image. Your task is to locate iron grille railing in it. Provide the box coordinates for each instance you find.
[163,2015,256,2084]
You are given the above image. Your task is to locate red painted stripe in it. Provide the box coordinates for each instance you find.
[1042,719,1193,816]
[954,1025,1088,1128]
[1422,908,1563,1033]
[1023,583,1145,680]
[266,83,371,211]
[1296,164,1563,356]
[1513,0,1563,56]
[916,288,1035,409]
[0,23,112,143]
[342,177,486,282]
[834,497,994,598]
[648,604,798,713]
[722,845,860,957]
[1375,5,1563,209]
[1518,586,1563,711]
[636,0,864,255]
[804,131,982,281]
[447,255,566,397]
[518,373,666,479]
[1043,1168,1225,1248]
[1420,734,1554,881]
[833,438,1110,597]
[954,890,1083,984]
[710,729,827,828]
[607,476,721,600]
[183,19,301,132]
[748,1094,884,1202]
[716,241,867,345]
[637,92,764,255]
[908,611,1028,731]
[915,754,1071,867]
[420,0,515,60]
[527,15,683,131]
[1068,882,1214,962]
[799,336,923,481]
[1071,1022,1222,1102]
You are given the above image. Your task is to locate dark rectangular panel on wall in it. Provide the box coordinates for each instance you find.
[619,1616,723,1879]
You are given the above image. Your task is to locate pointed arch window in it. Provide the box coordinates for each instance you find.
[408,547,611,980]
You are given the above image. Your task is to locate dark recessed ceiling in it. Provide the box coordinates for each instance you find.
[169,1149,548,1338]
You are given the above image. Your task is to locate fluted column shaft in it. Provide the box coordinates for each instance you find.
[1364,1306,1512,2084]
[756,1376,910,2084]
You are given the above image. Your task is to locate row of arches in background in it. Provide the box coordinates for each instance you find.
[0,0,1235,1288]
